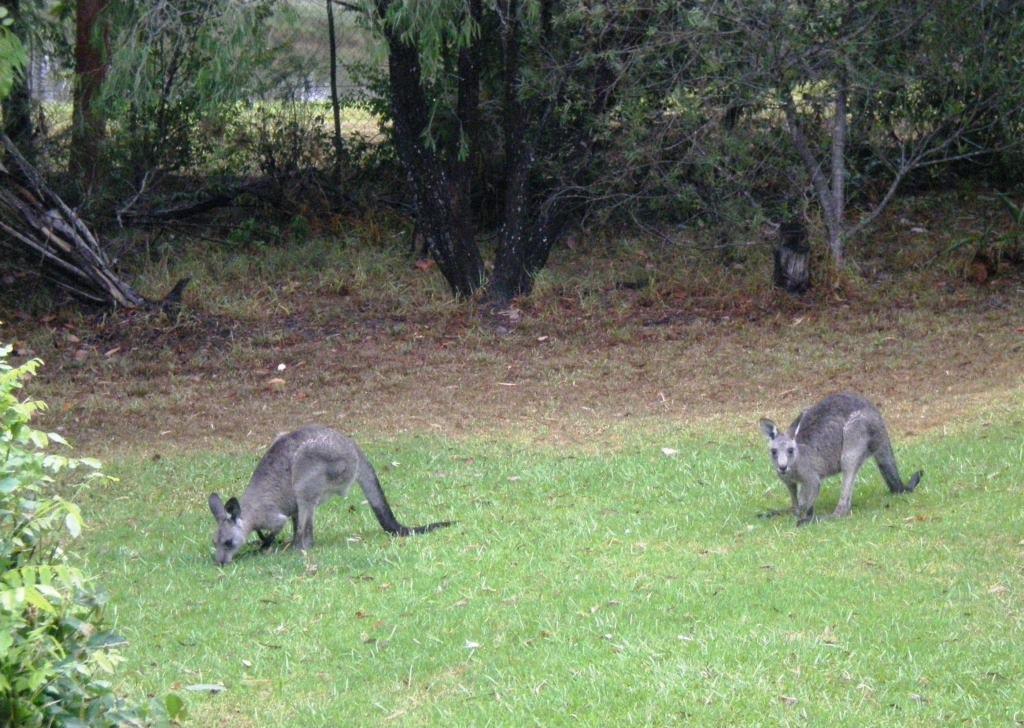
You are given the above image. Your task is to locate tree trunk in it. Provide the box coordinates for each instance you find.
[378,0,484,298]
[828,76,848,266]
[489,0,531,302]
[491,195,569,303]
[326,0,344,182]
[1,0,32,162]
[830,77,847,248]
[71,0,109,191]
[783,92,845,267]
[376,0,574,304]
[488,0,572,303]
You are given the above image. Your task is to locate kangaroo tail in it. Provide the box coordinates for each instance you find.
[357,455,453,536]
[875,435,922,494]
[403,520,455,535]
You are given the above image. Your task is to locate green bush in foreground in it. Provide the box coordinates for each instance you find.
[0,343,182,726]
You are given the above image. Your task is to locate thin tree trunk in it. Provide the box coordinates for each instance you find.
[326,0,344,182]
[831,77,847,237]
[71,0,109,191]
[828,76,847,266]
[783,93,843,266]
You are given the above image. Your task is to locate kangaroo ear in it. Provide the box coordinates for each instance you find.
[225,497,241,520]
[758,418,778,440]
[209,493,227,520]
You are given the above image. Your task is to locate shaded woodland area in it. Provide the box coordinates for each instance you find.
[1,0,1023,308]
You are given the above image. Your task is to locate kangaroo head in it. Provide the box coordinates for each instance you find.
[759,418,799,477]
[208,493,246,566]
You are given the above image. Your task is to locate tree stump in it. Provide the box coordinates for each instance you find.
[773,218,810,294]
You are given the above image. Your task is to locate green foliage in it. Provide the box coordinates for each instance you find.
[226,217,281,251]
[0,343,180,726]
[288,214,311,244]
[249,101,336,178]
[8,0,1019,296]
[0,7,27,102]
[98,0,284,181]
[202,101,336,181]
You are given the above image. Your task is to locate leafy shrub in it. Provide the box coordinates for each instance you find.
[98,0,281,189]
[0,6,27,102]
[0,343,182,726]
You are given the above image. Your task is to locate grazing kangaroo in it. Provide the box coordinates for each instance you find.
[758,393,922,526]
[207,426,452,565]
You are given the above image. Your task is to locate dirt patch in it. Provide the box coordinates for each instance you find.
[6,256,1023,461]
[5,189,1024,458]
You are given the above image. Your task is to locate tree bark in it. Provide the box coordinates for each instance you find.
[70,0,109,191]
[783,92,844,267]
[487,0,570,303]
[830,76,846,238]
[828,75,847,266]
[377,0,484,298]
[326,0,344,182]
[489,0,533,302]
[374,0,580,304]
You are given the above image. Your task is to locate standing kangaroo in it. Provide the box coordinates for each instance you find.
[758,393,922,526]
[207,426,452,565]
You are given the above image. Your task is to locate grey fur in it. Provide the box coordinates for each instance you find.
[758,393,922,526]
[208,426,452,565]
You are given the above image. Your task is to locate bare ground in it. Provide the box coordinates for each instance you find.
[6,240,1023,460]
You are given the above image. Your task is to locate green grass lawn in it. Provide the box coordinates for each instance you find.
[74,423,1023,726]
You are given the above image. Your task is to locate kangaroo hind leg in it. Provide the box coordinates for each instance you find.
[834,457,867,518]
[291,456,330,551]
[835,418,871,518]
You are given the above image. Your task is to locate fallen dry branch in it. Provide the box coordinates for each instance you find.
[120,168,359,225]
[125,177,278,223]
[0,134,147,307]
